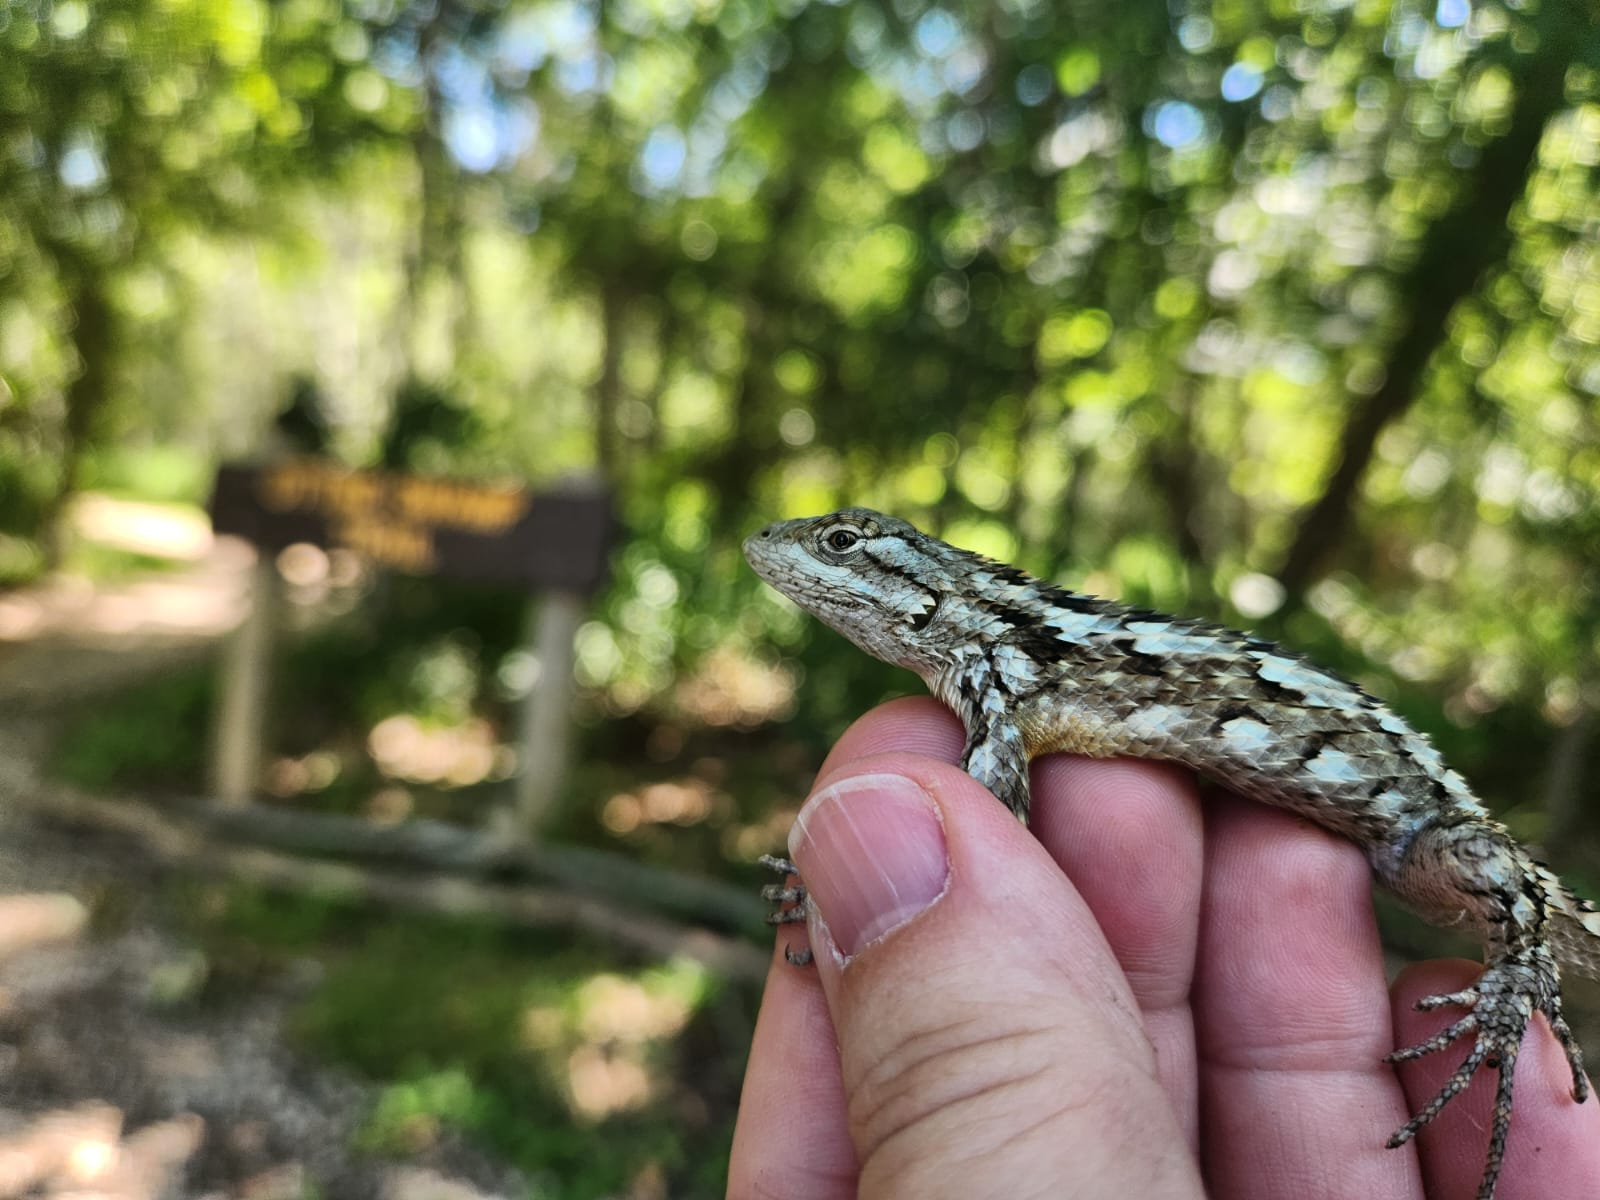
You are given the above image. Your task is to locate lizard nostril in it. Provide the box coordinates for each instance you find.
[758,525,774,539]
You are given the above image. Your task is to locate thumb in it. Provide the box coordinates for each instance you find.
[789,754,1202,1200]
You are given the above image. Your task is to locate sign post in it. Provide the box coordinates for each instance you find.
[513,589,586,836]
[211,557,283,807]
[208,461,612,839]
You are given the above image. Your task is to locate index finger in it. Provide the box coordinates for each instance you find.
[1196,795,1421,1199]
[1029,754,1204,1146]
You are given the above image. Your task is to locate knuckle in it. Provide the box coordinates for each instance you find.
[845,1002,1127,1176]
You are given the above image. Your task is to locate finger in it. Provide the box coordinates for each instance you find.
[1196,795,1419,1200]
[727,698,973,1199]
[791,753,1203,1198]
[1392,959,1600,1200]
[726,939,857,1200]
[1030,756,1204,1147]
[827,702,1207,1143]
[817,695,965,773]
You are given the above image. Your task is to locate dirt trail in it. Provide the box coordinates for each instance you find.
[0,504,520,1200]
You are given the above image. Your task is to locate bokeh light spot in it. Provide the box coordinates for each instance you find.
[1221,63,1264,102]
[1146,101,1206,149]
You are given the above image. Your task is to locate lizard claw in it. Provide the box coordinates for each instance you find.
[759,854,813,962]
[1383,946,1583,1200]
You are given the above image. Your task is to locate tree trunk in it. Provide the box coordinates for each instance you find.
[42,262,114,567]
[1275,3,1590,600]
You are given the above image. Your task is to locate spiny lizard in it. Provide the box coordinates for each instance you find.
[743,507,1600,1200]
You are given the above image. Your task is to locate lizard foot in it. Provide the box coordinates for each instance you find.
[759,854,813,965]
[1384,945,1583,1200]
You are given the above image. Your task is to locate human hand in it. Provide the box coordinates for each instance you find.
[727,697,1600,1199]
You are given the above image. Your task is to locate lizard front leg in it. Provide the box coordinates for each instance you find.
[961,714,1031,822]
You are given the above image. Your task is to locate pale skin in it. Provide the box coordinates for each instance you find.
[728,698,1600,1199]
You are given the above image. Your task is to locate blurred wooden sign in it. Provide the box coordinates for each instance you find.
[208,461,612,593]
[206,458,613,834]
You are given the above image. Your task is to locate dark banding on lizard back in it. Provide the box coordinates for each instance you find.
[1109,636,1169,678]
[1209,701,1266,732]
[1034,584,1114,615]
[982,599,1044,630]
[988,562,1034,588]
[1009,622,1071,665]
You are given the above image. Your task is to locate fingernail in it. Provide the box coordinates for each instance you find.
[788,772,949,958]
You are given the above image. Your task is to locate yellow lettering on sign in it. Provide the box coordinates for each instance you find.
[395,478,530,533]
[330,472,383,517]
[334,516,436,574]
[254,461,532,568]
[260,461,323,510]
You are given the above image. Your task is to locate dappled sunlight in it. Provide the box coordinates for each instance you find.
[565,1044,656,1121]
[67,494,213,562]
[722,805,804,866]
[0,1104,203,1199]
[670,646,796,728]
[517,964,708,1124]
[601,778,723,835]
[573,971,696,1044]
[564,965,703,1120]
[275,545,371,613]
[0,1104,120,1195]
[364,785,416,825]
[367,714,515,788]
[0,536,253,645]
[264,750,343,800]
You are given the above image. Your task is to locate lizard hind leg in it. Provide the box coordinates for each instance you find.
[1381,820,1586,1200]
[1383,942,1570,1200]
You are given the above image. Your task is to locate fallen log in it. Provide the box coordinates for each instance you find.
[8,787,769,984]
[190,802,769,936]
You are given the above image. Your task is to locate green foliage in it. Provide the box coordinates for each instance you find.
[25,0,1600,847]
[78,444,214,506]
[52,664,215,791]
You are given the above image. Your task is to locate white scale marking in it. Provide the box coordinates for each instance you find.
[990,643,1040,687]
[1219,716,1274,754]
[1377,709,1411,735]
[1126,621,1233,659]
[1305,747,1364,784]
[1405,736,1445,774]
[1047,610,1119,640]
[1255,653,1343,708]
[1125,704,1187,739]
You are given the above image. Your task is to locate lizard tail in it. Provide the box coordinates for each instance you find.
[1537,863,1600,980]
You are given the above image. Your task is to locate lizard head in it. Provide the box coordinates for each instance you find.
[742,508,960,674]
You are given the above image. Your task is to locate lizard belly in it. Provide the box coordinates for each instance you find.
[1016,698,1155,760]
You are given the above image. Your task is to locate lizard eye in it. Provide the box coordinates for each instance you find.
[824,528,860,553]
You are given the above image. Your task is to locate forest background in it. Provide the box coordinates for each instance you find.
[1,0,1599,1196]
